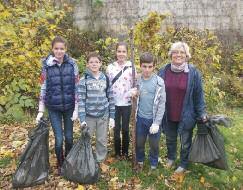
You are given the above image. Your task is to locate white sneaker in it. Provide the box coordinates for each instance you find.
[174,166,186,173]
[151,165,157,170]
[136,162,144,172]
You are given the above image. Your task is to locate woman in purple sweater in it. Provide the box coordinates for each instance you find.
[158,42,207,174]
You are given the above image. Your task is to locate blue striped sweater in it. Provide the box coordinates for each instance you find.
[78,69,115,122]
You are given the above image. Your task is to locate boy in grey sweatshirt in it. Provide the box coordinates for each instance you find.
[78,52,115,162]
[135,52,166,170]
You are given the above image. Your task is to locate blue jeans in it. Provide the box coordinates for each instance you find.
[48,108,74,165]
[165,120,193,169]
[136,116,161,167]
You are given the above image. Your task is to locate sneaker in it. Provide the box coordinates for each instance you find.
[165,159,174,169]
[136,162,144,172]
[174,166,186,173]
[151,165,157,170]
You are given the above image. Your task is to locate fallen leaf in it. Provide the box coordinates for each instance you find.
[109,167,118,177]
[105,157,115,164]
[12,140,24,148]
[131,176,141,184]
[157,173,164,180]
[57,181,64,187]
[76,184,85,190]
[110,177,118,182]
[1,150,14,158]
[200,176,205,184]
[164,179,173,189]
[169,172,185,183]
[100,163,109,173]
[109,177,119,190]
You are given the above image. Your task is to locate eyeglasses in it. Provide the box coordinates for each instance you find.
[141,65,154,69]
[171,50,186,55]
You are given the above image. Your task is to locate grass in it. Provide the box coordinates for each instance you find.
[96,108,243,189]
[0,156,12,169]
[0,108,242,189]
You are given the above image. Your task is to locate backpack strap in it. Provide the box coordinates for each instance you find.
[111,66,131,86]
[84,74,88,99]
[104,74,109,99]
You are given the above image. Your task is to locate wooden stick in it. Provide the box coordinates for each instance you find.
[129,27,137,168]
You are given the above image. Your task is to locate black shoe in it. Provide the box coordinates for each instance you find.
[134,162,143,173]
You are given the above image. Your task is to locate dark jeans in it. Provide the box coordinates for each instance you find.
[136,116,161,167]
[114,105,131,156]
[165,120,193,169]
[48,108,74,165]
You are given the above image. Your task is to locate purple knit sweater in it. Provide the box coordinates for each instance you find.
[165,68,188,122]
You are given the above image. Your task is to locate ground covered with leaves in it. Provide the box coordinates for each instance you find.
[0,108,243,189]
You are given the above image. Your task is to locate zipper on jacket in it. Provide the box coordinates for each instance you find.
[59,65,65,110]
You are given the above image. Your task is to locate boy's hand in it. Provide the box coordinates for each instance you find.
[36,112,43,124]
[109,118,115,130]
[149,124,159,134]
[129,88,138,97]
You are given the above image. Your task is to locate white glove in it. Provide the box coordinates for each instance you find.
[149,124,160,134]
[36,112,43,124]
[38,102,45,112]
[129,88,138,97]
[81,121,87,128]
[71,104,78,121]
[109,118,115,130]
[71,110,78,121]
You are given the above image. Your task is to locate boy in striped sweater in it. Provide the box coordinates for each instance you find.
[78,52,115,163]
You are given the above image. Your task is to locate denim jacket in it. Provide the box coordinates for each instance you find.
[158,63,206,133]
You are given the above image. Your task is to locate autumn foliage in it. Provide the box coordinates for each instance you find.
[0,0,67,121]
[0,3,242,122]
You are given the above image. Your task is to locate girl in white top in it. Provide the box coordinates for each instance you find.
[106,42,135,159]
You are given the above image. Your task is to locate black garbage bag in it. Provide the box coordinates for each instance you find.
[12,118,49,188]
[189,134,220,163]
[204,125,228,170]
[189,115,229,170]
[62,129,99,184]
[210,115,231,127]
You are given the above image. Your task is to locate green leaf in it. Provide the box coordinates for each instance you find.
[24,99,34,108]
[5,104,25,121]
[0,96,8,105]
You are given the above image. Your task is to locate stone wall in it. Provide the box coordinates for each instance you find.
[73,0,243,41]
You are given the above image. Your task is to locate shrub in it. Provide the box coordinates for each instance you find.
[133,12,226,113]
[0,0,66,121]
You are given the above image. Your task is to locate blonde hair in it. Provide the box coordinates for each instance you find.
[168,42,191,59]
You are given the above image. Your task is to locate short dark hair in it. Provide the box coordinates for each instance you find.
[51,36,67,48]
[87,51,102,62]
[140,52,154,65]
